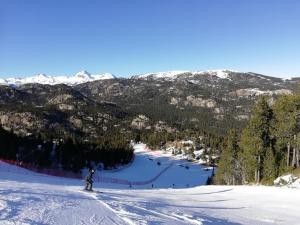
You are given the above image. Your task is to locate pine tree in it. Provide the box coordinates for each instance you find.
[215,129,241,185]
[262,145,276,184]
[239,127,257,183]
[272,95,300,172]
[240,96,273,183]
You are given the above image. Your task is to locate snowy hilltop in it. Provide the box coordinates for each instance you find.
[0,69,237,86]
[130,69,236,80]
[0,70,116,86]
[1,69,292,86]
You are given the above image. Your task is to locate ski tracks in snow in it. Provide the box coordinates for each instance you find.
[94,190,204,225]
[76,189,132,225]
[0,181,127,225]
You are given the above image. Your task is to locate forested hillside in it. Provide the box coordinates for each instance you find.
[216,94,300,184]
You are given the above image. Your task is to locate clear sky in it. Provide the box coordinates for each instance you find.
[0,0,300,78]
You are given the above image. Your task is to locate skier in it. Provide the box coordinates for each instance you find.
[85,168,95,191]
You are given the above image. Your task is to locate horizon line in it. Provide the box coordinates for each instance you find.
[0,69,298,80]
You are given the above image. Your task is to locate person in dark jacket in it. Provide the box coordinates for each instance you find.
[85,168,95,191]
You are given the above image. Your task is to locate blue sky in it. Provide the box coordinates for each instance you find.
[0,0,300,78]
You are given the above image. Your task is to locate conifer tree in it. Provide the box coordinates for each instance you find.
[262,145,276,184]
[272,95,300,172]
[240,96,273,183]
[215,129,241,185]
[239,127,257,183]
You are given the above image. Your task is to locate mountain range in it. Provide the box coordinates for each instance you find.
[1,69,298,86]
[0,69,298,139]
[0,70,115,86]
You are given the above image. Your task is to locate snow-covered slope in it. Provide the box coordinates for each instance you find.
[0,162,126,225]
[1,144,300,225]
[1,70,115,86]
[97,144,211,188]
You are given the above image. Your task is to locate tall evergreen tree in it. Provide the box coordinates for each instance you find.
[239,127,257,183]
[262,145,276,184]
[240,96,273,183]
[271,95,300,172]
[215,129,241,185]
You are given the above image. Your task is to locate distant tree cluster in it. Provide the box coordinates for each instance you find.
[137,131,176,149]
[0,128,53,168]
[0,127,133,172]
[216,95,300,185]
[135,129,222,152]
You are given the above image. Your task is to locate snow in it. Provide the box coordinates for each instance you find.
[194,70,233,79]
[1,69,293,86]
[1,143,300,224]
[247,72,272,81]
[134,71,189,79]
[0,71,115,86]
[0,168,125,224]
[131,69,236,80]
[98,185,300,225]
[236,88,292,97]
[0,69,297,87]
[291,178,300,188]
[75,70,92,79]
[0,78,7,85]
[274,174,299,187]
[242,88,267,95]
[96,144,211,188]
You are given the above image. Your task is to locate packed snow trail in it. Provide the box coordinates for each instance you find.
[1,144,300,224]
[95,186,300,225]
[0,171,128,225]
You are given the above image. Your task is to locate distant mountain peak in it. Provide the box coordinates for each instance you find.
[75,70,92,79]
[36,73,49,78]
[93,72,116,80]
[0,71,115,86]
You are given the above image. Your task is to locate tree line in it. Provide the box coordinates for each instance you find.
[0,127,133,172]
[216,94,300,185]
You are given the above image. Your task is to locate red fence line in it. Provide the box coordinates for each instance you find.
[1,158,173,186]
[0,159,82,179]
[0,146,172,186]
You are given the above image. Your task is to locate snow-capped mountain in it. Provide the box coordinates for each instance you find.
[131,69,237,80]
[0,70,115,86]
[1,69,294,86]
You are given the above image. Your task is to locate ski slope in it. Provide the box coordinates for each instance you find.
[97,144,212,188]
[0,161,126,224]
[1,144,300,225]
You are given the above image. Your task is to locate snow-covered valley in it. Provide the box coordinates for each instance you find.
[1,144,300,225]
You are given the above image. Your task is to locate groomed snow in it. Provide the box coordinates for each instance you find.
[1,144,300,225]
